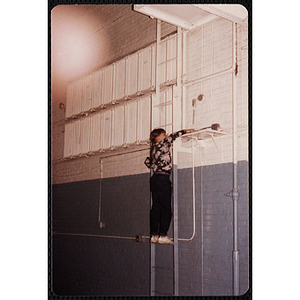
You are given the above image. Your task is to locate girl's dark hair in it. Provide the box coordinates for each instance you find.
[149,128,166,162]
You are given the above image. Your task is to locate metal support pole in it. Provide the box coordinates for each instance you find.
[150,19,162,296]
[182,30,187,129]
[150,242,155,296]
[232,22,240,296]
[173,141,179,296]
[174,26,182,131]
[172,26,183,296]
[155,19,161,101]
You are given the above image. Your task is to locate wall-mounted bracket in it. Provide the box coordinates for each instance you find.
[177,128,228,160]
[182,128,228,141]
[135,234,144,243]
[98,221,105,228]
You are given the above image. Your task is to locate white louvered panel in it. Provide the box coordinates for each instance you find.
[91,113,101,152]
[113,105,125,147]
[159,35,177,84]
[92,71,102,109]
[166,124,173,135]
[151,44,156,89]
[166,104,173,130]
[102,110,112,149]
[71,83,77,116]
[73,79,83,115]
[166,86,174,103]
[138,46,153,92]
[99,112,105,151]
[158,105,165,129]
[137,95,150,142]
[166,36,177,82]
[151,94,159,130]
[152,87,173,132]
[158,86,168,105]
[72,120,81,156]
[80,117,91,154]
[165,87,173,130]
[66,83,74,118]
[160,38,167,63]
[102,65,114,104]
[125,53,138,97]
[82,75,93,112]
[151,92,160,107]
[165,87,173,133]
[160,87,167,105]
[125,101,137,144]
[159,40,167,84]
[152,103,166,129]
[152,110,160,131]
[98,69,105,107]
[64,122,73,157]
[114,60,126,101]
[111,108,115,148]
[81,76,87,111]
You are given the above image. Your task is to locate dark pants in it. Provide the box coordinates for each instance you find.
[150,174,172,236]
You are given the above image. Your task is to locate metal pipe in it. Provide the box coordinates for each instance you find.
[137,51,142,93]
[150,168,155,296]
[173,26,183,296]
[177,137,196,242]
[150,243,155,295]
[53,232,136,240]
[54,231,153,241]
[172,145,179,296]
[156,20,161,101]
[182,30,187,129]
[175,26,182,131]
[232,22,240,296]
[185,65,234,87]
[98,158,104,228]
[149,19,162,297]
[200,145,204,295]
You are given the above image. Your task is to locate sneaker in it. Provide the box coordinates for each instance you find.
[150,235,159,243]
[158,236,174,245]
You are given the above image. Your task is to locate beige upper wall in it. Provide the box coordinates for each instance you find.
[51,5,248,184]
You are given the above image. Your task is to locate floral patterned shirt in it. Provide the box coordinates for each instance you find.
[151,130,186,173]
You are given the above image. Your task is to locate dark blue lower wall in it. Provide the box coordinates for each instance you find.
[51,161,249,296]
[52,234,150,296]
[176,160,249,295]
[51,174,151,296]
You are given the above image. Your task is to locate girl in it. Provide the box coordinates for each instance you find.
[148,128,195,244]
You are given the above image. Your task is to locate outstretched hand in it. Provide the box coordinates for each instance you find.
[184,129,196,134]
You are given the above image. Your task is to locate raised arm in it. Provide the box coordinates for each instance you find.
[183,129,196,134]
[169,129,196,142]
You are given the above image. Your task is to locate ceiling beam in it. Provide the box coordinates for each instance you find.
[133,5,194,29]
[133,4,248,30]
[193,4,248,26]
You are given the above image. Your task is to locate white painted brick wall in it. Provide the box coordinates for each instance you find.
[52,7,176,185]
[54,18,248,183]
[179,20,248,170]
[102,149,149,179]
[52,7,249,297]
[175,19,249,296]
